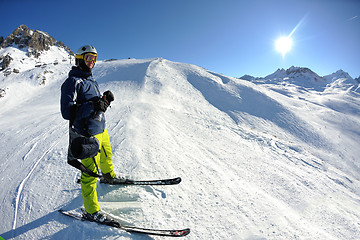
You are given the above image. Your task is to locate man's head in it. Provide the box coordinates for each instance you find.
[75,45,97,72]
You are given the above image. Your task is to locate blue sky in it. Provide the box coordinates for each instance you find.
[1,0,359,78]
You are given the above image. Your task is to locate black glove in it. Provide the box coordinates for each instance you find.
[103,90,114,103]
[94,97,109,112]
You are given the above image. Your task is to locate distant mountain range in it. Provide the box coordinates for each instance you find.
[241,66,359,92]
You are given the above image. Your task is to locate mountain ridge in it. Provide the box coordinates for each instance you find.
[240,65,358,92]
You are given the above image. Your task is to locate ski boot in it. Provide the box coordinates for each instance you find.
[100,172,127,185]
[81,208,119,227]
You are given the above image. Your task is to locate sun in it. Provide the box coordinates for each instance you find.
[275,36,293,58]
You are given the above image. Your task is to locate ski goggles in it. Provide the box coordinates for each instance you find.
[76,53,97,63]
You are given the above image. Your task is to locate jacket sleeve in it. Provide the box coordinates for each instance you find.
[61,77,94,121]
[60,77,76,121]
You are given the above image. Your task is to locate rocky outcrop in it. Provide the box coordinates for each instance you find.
[0,54,13,70]
[0,88,5,97]
[0,25,73,57]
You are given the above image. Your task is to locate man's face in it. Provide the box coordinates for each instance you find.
[85,60,95,69]
[83,53,97,69]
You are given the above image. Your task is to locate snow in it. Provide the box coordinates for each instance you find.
[1,48,360,239]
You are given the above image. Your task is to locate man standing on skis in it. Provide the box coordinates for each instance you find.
[61,45,121,224]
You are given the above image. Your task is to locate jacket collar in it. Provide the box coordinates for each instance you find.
[69,66,93,79]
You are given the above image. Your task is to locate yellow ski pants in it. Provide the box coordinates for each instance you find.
[80,127,115,214]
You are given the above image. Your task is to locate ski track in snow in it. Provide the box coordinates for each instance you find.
[12,139,60,230]
[22,142,38,162]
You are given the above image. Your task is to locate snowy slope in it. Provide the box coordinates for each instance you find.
[1,52,360,240]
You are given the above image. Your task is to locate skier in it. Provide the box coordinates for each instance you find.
[61,45,121,224]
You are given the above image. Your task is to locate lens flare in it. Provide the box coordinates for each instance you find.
[275,36,293,58]
[275,14,307,59]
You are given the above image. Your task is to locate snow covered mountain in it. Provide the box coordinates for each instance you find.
[1,26,360,240]
[243,66,359,92]
[0,24,72,58]
[265,66,325,85]
[0,25,73,75]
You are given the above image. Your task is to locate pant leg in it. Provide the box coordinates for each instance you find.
[80,131,103,214]
[68,127,99,213]
[80,169,99,214]
[99,127,115,178]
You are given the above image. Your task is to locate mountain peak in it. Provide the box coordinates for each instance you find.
[0,24,73,57]
[325,69,352,81]
[266,66,323,81]
[286,66,316,75]
[239,74,260,81]
[323,69,356,89]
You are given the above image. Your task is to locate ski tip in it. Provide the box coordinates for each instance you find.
[174,177,182,184]
[172,228,190,237]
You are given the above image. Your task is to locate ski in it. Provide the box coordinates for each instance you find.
[77,176,182,185]
[101,176,182,185]
[58,209,190,237]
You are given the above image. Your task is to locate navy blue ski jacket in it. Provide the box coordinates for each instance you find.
[61,66,105,136]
